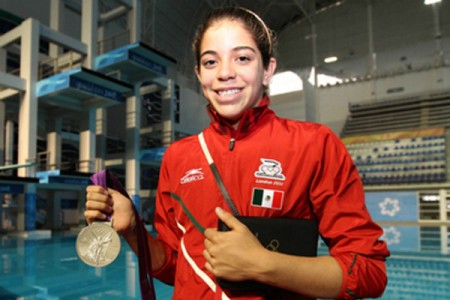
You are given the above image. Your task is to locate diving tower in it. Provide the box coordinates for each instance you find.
[95,42,176,85]
[36,67,133,111]
[0,0,179,233]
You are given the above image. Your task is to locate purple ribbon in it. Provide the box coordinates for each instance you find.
[91,170,156,300]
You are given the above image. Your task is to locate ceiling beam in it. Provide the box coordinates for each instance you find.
[293,0,315,24]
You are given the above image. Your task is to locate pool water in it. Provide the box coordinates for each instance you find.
[1,226,449,299]
[0,232,173,299]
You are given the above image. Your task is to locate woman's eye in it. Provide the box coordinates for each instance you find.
[202,60,216,68]
[236,56,251,63]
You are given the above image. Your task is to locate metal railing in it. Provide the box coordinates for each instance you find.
[97,30,130,55]
[38,51,83,79]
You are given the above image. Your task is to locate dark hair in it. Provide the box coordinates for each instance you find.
[192,6,276,69]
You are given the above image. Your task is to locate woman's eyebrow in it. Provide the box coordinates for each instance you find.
[199,50,217,59]
[200,46,257,59]
[232,46,257,53]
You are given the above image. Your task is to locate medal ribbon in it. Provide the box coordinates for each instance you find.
[91,170,156,300]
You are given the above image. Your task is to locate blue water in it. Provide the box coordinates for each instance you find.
[0,232,174,299]
[1,226,449,299]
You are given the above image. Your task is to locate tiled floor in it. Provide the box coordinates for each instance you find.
[1,226,449,299]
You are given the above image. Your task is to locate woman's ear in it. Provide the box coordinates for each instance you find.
[263,58,277,86]
[195,65,201,82]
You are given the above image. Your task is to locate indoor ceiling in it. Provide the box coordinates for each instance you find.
[1,0,447,85]
[199,0,344,33]
[140,0,347,83]
[143,0,448,84]
[0,0,346,81]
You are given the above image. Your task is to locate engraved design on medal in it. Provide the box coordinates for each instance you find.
[76,222,121,267]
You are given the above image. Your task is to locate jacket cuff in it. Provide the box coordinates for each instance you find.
[335,255,351,299]
[152,240,176,285]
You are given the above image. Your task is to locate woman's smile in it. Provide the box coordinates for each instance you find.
[216,88,242,97]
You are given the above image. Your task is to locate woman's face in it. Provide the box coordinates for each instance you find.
[195,19,276,126]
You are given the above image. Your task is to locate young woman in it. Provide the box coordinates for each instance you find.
[85,7,389,300]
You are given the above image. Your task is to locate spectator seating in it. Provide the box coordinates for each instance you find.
[343,129,447,185]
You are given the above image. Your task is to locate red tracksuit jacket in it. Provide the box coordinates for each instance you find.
[153,98,390,299]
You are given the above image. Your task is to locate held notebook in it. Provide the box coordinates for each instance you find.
[217,216,319,292]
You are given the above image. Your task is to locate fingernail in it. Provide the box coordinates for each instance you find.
[216,207,224,214]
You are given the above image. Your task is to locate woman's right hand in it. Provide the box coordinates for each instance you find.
[85,185,167,271]
[84,185,137,237]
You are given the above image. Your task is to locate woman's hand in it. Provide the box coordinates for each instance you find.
[84,185,167,271]
[203,207,268,282]
[84,185,137,237]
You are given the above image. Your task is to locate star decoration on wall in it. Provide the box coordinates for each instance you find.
[379,197,401,217]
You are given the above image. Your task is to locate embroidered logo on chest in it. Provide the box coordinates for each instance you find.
[180,168,205,184]
[254,158,286,181]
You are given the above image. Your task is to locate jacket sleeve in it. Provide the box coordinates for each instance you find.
[309,126,390,299]
[151,147,181,285]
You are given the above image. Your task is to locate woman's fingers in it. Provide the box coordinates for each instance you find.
[84,209,109,224]
[85,197,112,213]
[85,185,113,223]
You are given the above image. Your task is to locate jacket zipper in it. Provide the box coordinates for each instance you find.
[229,137,236,151]
[224,135,237,213]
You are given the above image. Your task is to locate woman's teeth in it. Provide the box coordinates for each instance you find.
[218,89,240,96]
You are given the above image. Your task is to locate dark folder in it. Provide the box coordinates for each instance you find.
[217,216,318,293]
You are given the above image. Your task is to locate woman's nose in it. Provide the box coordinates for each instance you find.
[217,60,236,80]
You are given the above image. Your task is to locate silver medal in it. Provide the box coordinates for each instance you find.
[76,221,121,267]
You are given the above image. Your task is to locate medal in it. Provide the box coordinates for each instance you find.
[79,170,156,299]
[76,221,121,267]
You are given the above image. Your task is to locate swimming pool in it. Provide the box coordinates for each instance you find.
[1,226,449,299]
[0,231,174,299]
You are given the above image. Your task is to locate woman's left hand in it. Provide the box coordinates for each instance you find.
[203,207,268,282]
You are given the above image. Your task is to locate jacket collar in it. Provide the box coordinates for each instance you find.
[207,96,272,136]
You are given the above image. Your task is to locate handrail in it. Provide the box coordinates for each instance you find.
[97,30,130,55]
[38,51,83,79]
[0,162,38,171]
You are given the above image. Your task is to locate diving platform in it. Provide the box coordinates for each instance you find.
[95,42,176,84]
[36,170,92,190]
[103,146,168,168]
[36,67,133,111]
[0,176,39,194]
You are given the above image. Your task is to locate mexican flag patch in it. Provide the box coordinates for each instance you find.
[251,188,284,210]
